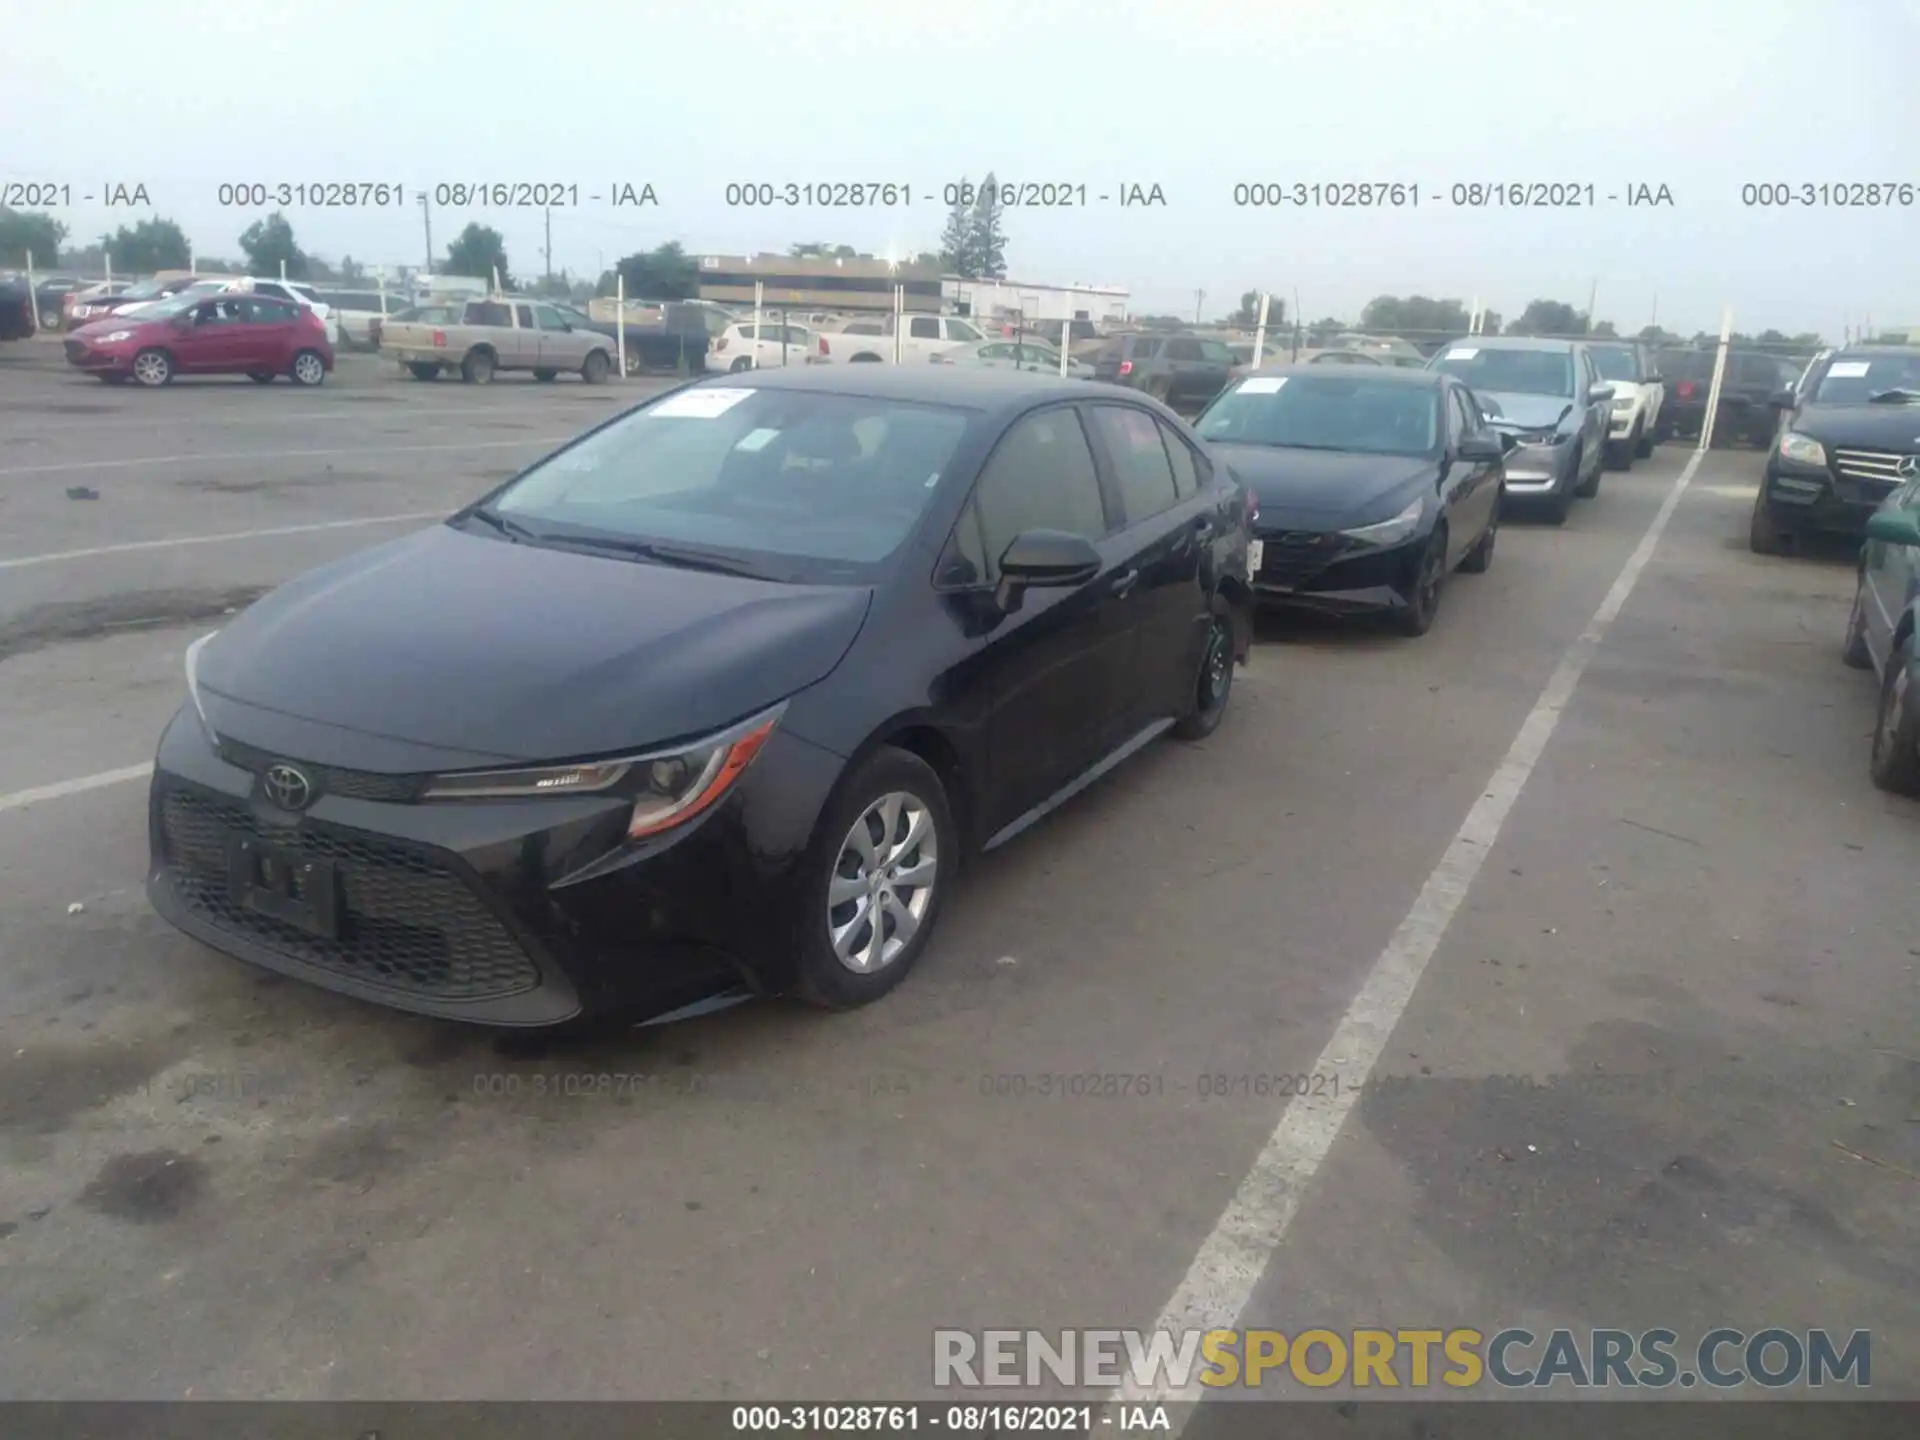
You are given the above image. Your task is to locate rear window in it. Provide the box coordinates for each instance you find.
[1589,346,1643,382]
[1658,349,1715,382]
[1808,352,1920,404]
[465,301,510,326]
[491,388,973,580]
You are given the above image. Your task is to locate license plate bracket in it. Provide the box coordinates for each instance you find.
[227,835,340,938]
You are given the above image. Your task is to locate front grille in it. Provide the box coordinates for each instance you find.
[63,340,87,364]
[1833,448,1917,489]
[1256,529,1354,588]
[216,737,425,803]
[158,787,539,1001]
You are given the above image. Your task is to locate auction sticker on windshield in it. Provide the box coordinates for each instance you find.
[651,388,755,418]
[1238,377,1287,394]
[1445,347,1479,360]
[1826,361,1872,378]
[734,427,781,451]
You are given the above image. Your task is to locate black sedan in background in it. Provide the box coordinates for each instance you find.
[148,368,1253,1030]
[1751,346,1920,555]
[1194,367,1508,635]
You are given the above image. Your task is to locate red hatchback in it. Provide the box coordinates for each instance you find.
[64,291,334,387]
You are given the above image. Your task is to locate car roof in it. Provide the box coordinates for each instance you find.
[1239,363,1451,388]
[1435,335,1580,353]
[1828,345,1919,358]
[694,363,1099,413]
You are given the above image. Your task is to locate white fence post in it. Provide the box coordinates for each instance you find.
[1252,293,1271,368]
[616,273,627,379]
[25,250,37,334]
[1698,307,1735,452]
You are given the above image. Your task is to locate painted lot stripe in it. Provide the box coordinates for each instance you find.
[1118,449,1706,1417]
[21,401,635,433]
[0,512,447,571]
[0,763,154,816]
[0,435,578,477]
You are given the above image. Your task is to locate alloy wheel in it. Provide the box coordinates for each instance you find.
[292,352,324,385]
[1200,617,1232,711]
[132,351,170,386]
[826,791,938,974]
[1877,665,1909,767]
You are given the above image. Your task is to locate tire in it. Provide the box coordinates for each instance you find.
[460,349,496,384]
[849,353,882,363]
[1603,439,1631,472]
[1843,581,1875,670]
[1635,423,1656,459]
[1869,633,1920,795]
[1145,377,1171,404]
[580,350,610,384]
[131,348,173,387]
[1173,602,1237,741]
[289,349,326,387]
[406,362,441,381]
[532,368,557,382]
[1748,486,1792,555]
[623,349,645,377]
[1393,524,1448,636]
[1459,496,1499,573]
[729,356,753,373]
[247,371,275,384]
[97,373,128,384]
[793,747,954,1011]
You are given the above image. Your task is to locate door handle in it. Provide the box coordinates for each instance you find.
[1110,569,1140,597]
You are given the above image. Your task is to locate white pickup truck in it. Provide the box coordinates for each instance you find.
[816,313,986,364]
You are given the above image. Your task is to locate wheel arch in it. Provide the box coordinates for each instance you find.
[841,720,976,861]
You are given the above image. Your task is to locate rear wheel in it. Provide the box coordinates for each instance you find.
[1748,485,1792,555]
[729,356,753,373]
[289,350,326,386]
[1869,634,1920,795]
[1393,524,1448,636]
[532,368,557,382]
[1843,582,1875,669]
[406,362,441,381]
[1635,423,1656,458]
[1173,602,1237,740]
[794,748,953,1011]
[131,349,173,387]
[460,349,496,384]
[580,350,610,384]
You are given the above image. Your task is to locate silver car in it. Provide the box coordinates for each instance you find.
[930,337,1093,379]
[1426,337,1612,523]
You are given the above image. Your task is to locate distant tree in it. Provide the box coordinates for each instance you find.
[1359,294,1475,340]
[938,186,975,278]
[1638,325,1677,344]
[531,272,574,299]
[789,242,862,259]
[909,250,942,268]
[608,242,699,300]
[337,255,366,283]
[0,208,69,267]
[1506,299,1586,336]
[967,173,1008,281]
[238,212,308,278]
[1307,315,1345,345]
[1478,309,1503,336]
[444,223,512,290]
[97,217,190,273]
[1233,290,1286,328]
[1590,319,1618,338]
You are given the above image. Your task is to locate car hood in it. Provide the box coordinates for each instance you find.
[1791,404,1920,448]
[71,315,164,339]
[1212,443,1434,525]
[195,524,873,769]
[1474,391,1576,429]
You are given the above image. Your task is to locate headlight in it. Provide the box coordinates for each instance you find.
[1339,496,1425,548]
[423,703,785,840]
[1611,397,1634,411]
[1778,431,1827,468]
[184,631,220,740]
[102,329,134,342]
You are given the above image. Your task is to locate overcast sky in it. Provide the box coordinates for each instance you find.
[6,0,1917,336]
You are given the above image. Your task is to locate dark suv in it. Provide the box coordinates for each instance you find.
[1657,347,1799,447]
[1091,332,1237,412]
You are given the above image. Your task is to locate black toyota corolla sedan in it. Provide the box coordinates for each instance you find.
[148,367,1254,1029]
[1192,366,1510,635]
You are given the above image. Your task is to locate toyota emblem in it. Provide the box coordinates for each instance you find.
[1898,454,1920,480]
[262,764,314,811]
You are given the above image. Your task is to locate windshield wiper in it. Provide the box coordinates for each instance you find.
[464,506,542,543]
[1867,388,1920,404]
[549,535,771,578]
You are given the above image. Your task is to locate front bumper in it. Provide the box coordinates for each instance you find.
[64,339,134,372]
[1759,462,1886,538]
[1607,405,1643,439]
[1250,527,1422,613]
[145,708,843,1028]
[1496,439,1573,494]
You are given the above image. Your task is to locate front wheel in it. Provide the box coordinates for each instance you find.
[131,348,173,387]
[406,362,441,381]
[1173,604,1237,740]
[1635,423,1656,459]
[1393,525,1448,636]
[729,356,754,373]
[580,350,610,384]
[460,350,496,384]
[1749,486,1792,555]
[794,748,954,1011]
[289,349,326,386]
[1843,583,1875,669]
[532,368,557,383]
[1869,634,1920,795]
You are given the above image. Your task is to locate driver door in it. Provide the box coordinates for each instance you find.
[175,297,250,372]
[534,303,585,370]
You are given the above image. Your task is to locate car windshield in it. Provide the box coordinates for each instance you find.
[1429,346,1575,397]
[1195,375,1440,456]
[488,387,973,581]
[116,280,173,300]
[1657,349,1715,381]
[1590,346,1643,382]
[1809,354,1920,404]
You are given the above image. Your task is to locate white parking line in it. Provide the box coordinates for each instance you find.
[0,512,446,571]
[0,763,154,816]
[0,435,577,477]
[1118,449,1705,1417]
[26,402,631,432]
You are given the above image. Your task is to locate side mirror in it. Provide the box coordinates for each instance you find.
[1865,509,1920,547]
[995,529,1101,611]
[1768,389,1796,409]
[1497,430,1521,453]
[1588,384,1615,404]
[1457,434,1504,462]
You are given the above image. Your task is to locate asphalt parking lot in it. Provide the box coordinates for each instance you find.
[0,343,1914,1406]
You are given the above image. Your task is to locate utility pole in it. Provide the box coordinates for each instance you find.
[1586,277,1598,333]
[543,206,553,283]
[1194,289,1205,324]
[1649,294,1658,332]
[419,192,433,276]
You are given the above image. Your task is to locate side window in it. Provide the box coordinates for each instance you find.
[535,305,570,332]
[1159,421,1200,498]
[514,304,534,329]
[1132,337,1162,359]
[909,316,942,340]
[970,409,1111,571]
[1448,388,1476,442]
[1090,405,1179,524]
[252,298,298,324]
[979,343,1013,360]
[467,301,510,327]
[947,320,983,342]
[936,502,991,587]
[1164,337,1202,362]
